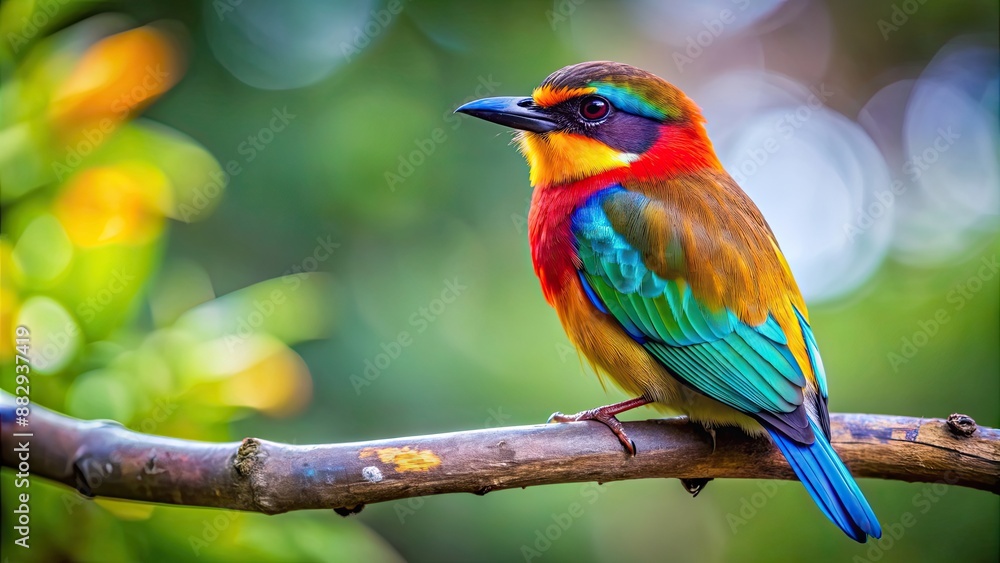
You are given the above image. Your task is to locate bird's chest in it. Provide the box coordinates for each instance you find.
[527,190,581,306]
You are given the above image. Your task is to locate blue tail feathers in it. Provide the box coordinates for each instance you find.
[767,421,881,542]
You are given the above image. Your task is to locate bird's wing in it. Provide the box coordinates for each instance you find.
[572,182,828,443]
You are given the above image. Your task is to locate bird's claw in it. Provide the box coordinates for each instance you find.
[548,408,637,456]
[680,478,714,497]
[705,426,717,453]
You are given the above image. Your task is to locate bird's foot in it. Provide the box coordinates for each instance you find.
[677,423,718,496]
[548,408,636,455]
[680,478,714,497]
[702,425,717,454]
[547,396,651,456]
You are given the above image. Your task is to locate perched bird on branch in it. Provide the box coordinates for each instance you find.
[457,61,881,542]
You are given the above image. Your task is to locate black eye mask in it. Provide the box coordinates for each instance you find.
[547,100,662,155]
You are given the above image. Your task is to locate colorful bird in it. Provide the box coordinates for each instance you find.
[456,61,881,542]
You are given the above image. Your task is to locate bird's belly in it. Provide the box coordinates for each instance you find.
[553,281,766,436]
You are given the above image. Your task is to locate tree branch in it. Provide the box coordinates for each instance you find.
[1,391,997,515]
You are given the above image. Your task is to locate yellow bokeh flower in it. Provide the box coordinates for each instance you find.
[54,163,172,247]
[0,241,19,361]
[48,24,183,142]
[0,287,17,362]
[222,346,314,418]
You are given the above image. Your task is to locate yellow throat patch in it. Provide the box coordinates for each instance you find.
[517,131,639,187]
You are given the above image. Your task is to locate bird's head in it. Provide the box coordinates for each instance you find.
[456,61,720,187]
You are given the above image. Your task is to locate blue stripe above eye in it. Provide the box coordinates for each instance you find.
[589,82,667,121]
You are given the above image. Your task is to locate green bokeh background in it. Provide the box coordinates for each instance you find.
[1,0,998,562]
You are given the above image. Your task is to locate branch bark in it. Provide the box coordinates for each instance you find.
[1,391,997,515]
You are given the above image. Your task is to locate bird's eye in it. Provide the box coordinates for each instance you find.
[579,96,610,121]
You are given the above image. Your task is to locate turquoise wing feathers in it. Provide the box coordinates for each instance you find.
[571,184,879,542]
[571,186,816,441]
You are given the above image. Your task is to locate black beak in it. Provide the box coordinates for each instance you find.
[455,96,558,133]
